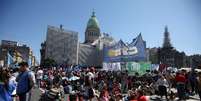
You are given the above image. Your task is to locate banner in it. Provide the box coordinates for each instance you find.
[7,52,14,67]
[107,47,138,57]
[150,64,159,71]
[139,62,151,75]
[103,41,141,62]
[103,34,147,62]
[102,62,121,71]
[126,62,140,75]
[126,62,151,75]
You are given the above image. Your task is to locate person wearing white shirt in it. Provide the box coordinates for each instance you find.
[156,75,169,100]
[36,69,43,88]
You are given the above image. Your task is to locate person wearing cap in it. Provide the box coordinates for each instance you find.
[16,62,35,101]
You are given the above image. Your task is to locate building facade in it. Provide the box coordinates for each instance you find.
[148,26,186,68]
[45,25,79,65]
[0,40,37,67]
[78,43,102,67]
[85,11,101,44]
[78,12,115,67]
[147,47,159,64]
[42,12,115,67]
[42,12,147,67]
[158,26,175,67]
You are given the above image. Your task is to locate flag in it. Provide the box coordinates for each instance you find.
[7,52,14,67]
[28,57,32,66]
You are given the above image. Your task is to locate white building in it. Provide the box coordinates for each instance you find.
[78,12,115,67]
[43,12,115,67]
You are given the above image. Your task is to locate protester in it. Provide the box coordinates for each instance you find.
[156,75,169,100]
[189,71,196,94]
[127,90,137,101]
[16,62,35,101]
[0,68,16,101]
[45,77,64,101]
[63,80,72,94]
[87,67,95,86]
[36,69,43,88]
[196,72,201,100]
[83,76,95,100]
[99,89,109,101]
[175,70,186,100]
[1,63,197,101]
[136,89,147,101]
[115,93,123,101]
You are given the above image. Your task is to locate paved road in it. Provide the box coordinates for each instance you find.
[30,87,200,101]
[13,87,41,101]
[149,95,200,101]
[31,88,41,101]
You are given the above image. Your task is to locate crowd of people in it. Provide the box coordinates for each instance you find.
[0,62,201,101]
[37,66,150,101]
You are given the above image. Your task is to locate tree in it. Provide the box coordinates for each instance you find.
[42,58,57,67]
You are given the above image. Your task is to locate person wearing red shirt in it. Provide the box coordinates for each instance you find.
[175,72,186,83]
[136,89,147,101]
[99,90,109,101]
[175,70,186,100]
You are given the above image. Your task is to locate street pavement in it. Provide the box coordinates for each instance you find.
[148,95,200,101]
[30,87,200,101]
[31,87,41,101]
[148,88,200,101]
[13,87,41,101]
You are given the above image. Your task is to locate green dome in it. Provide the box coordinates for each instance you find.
[87,11,100,29]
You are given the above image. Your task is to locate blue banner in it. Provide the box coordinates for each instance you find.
[7,52,14,67]
[103,34,147,62]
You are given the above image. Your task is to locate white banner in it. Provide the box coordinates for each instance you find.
[102,62,121,71]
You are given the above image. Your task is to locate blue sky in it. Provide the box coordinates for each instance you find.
[1,0,201,62]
